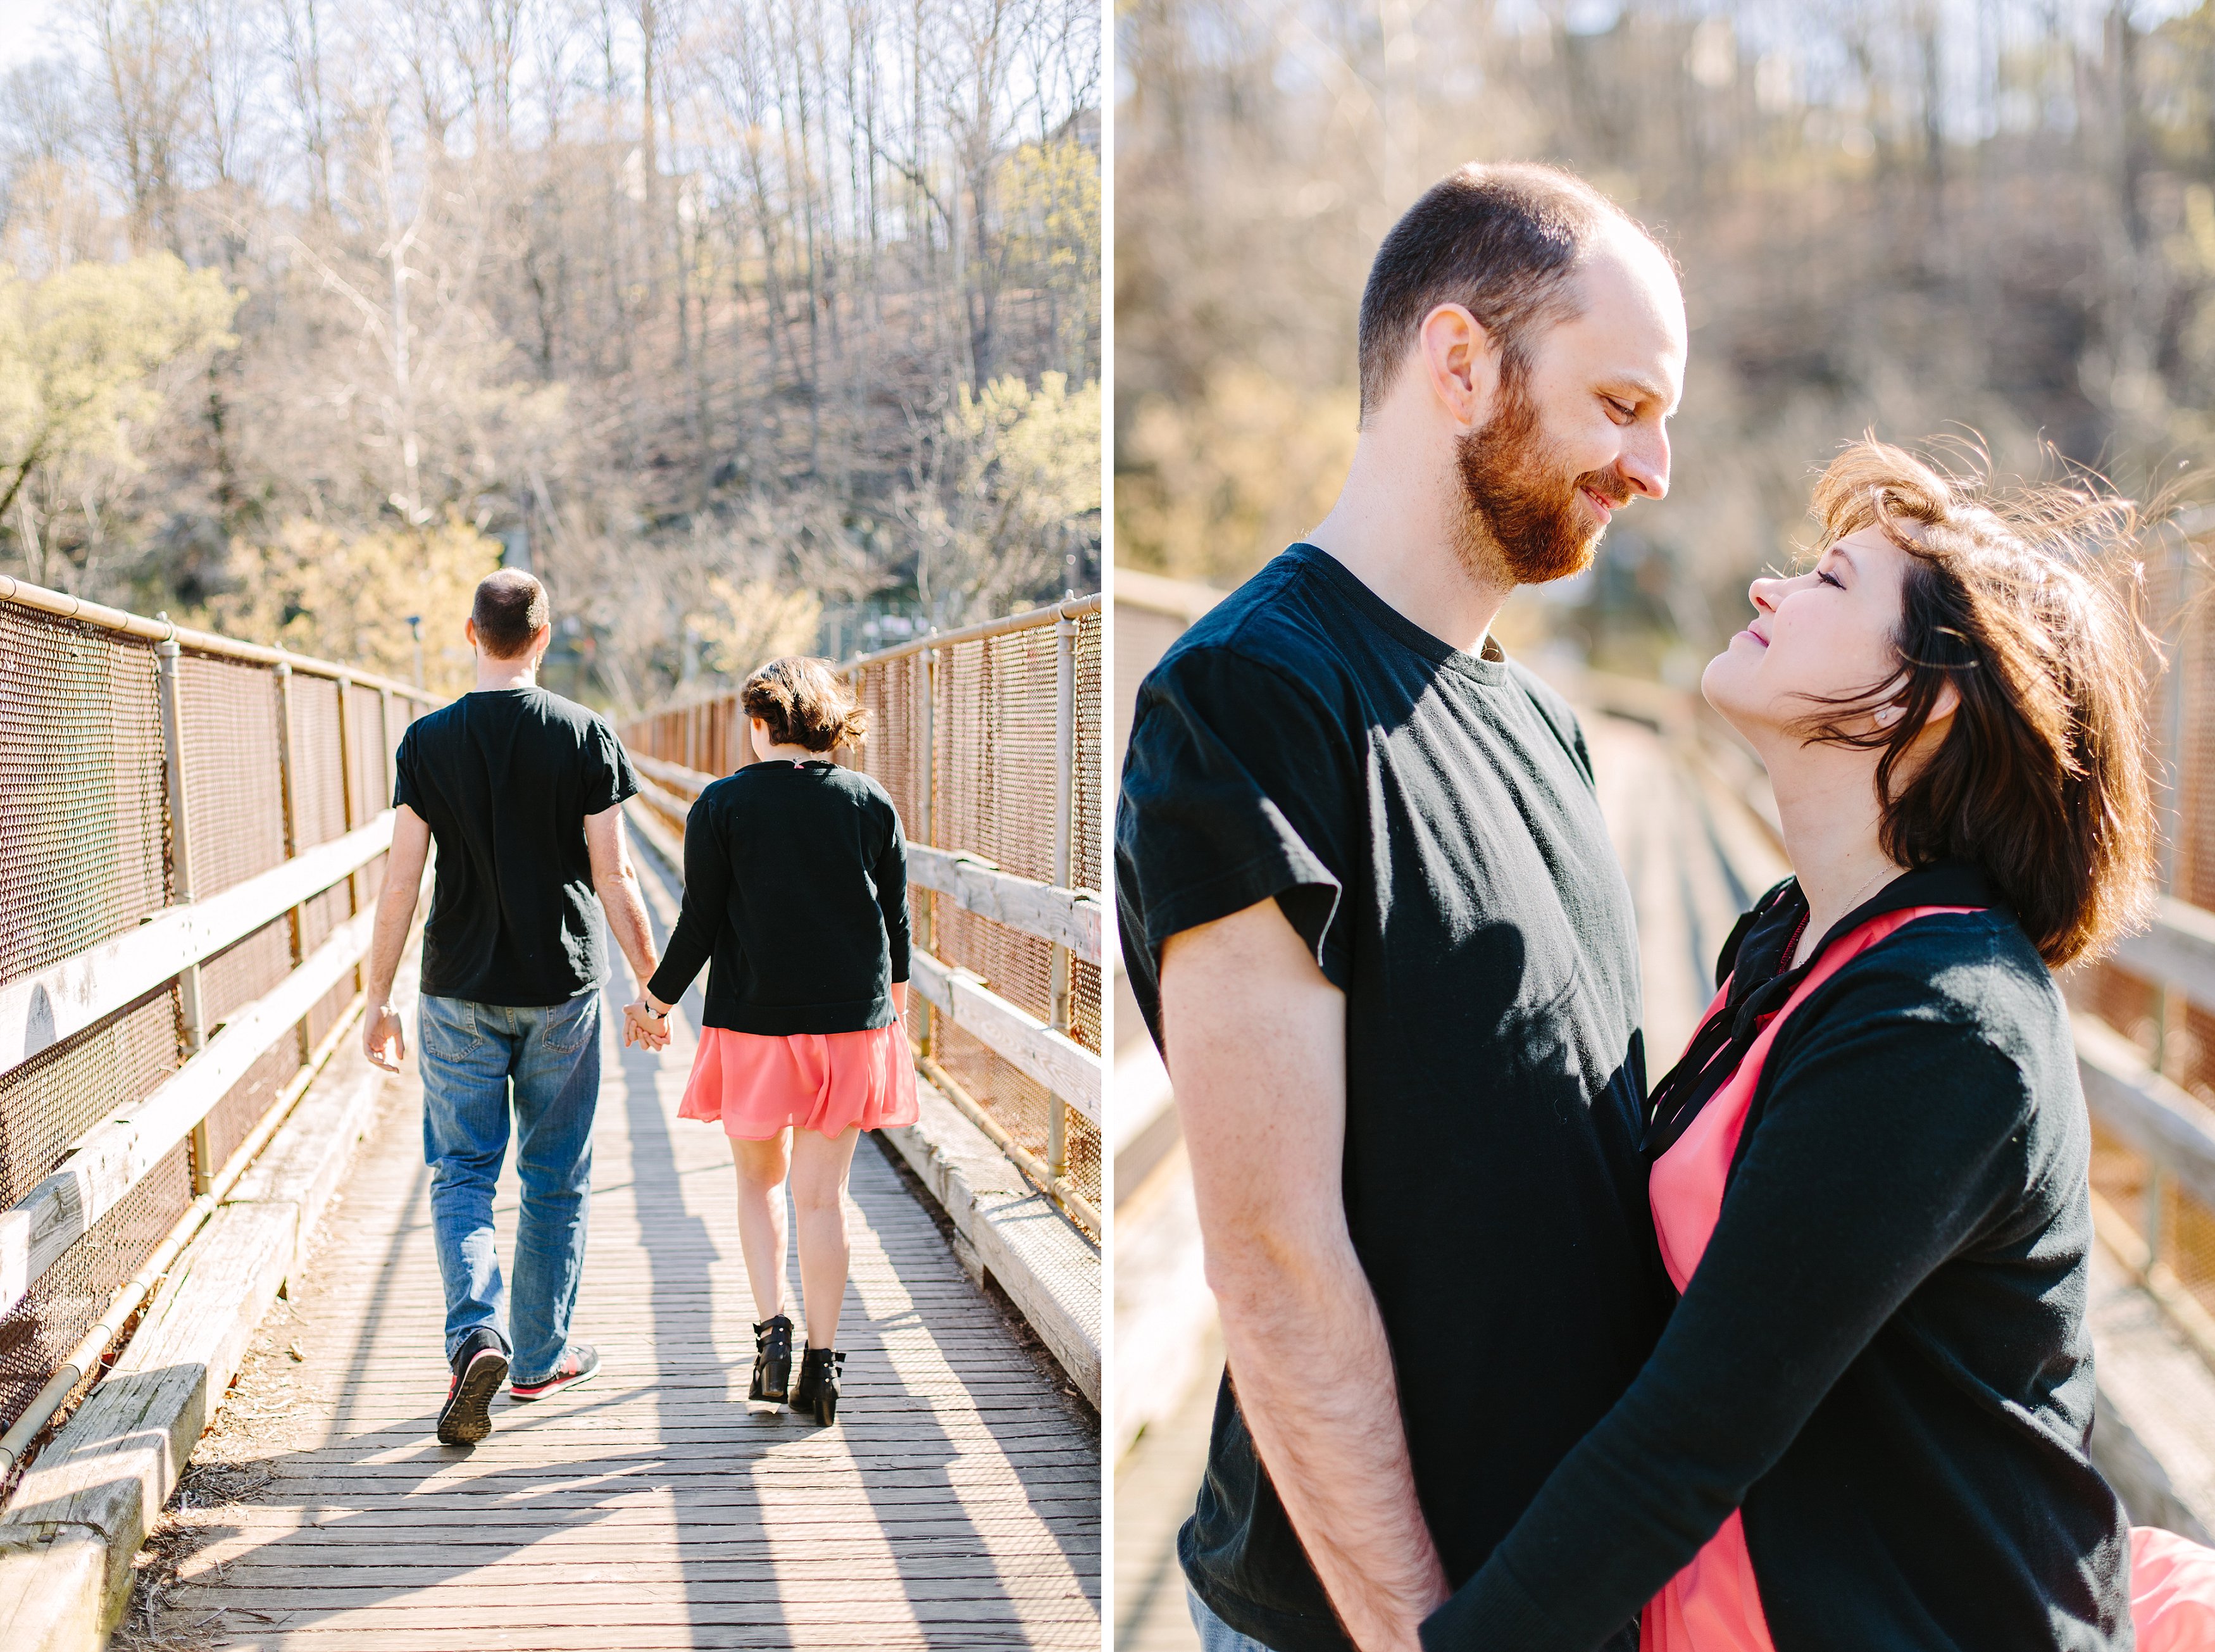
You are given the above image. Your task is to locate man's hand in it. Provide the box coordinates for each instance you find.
[361,807,432,1075]
[1163,898,1449,1652]
[363,1001,406,1071]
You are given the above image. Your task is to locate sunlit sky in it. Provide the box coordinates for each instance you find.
[0,0,63,71]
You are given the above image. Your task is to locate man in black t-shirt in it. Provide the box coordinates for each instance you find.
[363,570,665,1446]
[1116,163,1687,1652]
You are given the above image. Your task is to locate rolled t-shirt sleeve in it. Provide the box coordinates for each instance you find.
[588,721,640,813]
[392,725,423,814]
[1115,643,1360,1002]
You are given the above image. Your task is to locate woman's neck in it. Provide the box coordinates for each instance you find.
[1759,736,1905,968]
[760,742,825,764]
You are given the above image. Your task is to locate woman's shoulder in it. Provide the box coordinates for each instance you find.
[1785,909,2074,1107]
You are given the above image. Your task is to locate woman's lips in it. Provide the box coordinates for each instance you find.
[1736,627,1769,648]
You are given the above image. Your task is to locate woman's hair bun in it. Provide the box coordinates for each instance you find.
[740,656,868,754]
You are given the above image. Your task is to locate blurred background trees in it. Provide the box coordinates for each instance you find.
[1115,0,2215,684]
[0,0,1100,706]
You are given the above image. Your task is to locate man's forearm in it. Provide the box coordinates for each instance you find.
[1215,1240,1449,1649]
[1165,899,1449,1652]
[365,872,420,1005]
[597,866,659,986]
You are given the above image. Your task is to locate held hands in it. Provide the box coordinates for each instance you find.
[623,996,671,1052]
[363,1003,406,1072]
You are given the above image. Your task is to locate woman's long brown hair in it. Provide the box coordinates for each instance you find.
[1787,439,2159,968]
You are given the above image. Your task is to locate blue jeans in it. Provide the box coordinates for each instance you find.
[417,992,600,1384]
[1187,1589,1276,1652]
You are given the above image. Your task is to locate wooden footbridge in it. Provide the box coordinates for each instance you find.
[0,577,1102,1651]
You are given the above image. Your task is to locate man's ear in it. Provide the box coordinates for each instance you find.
[1418,302,1502,430]
[530,623,553,661]
[463,616,479,654]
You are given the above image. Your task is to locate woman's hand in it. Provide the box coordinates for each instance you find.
[623,998,671,1051]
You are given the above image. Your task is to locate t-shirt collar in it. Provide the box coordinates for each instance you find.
[1287,542,1512,686]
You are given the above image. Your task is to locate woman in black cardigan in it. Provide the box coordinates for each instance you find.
[1422,441,2215,1651]
[638,656,916,1427]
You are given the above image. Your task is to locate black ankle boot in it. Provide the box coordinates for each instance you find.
[749,1315,793,1403]
[791,1347,845,1425]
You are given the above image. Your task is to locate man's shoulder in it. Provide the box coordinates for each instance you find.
[1144,550,1362,713]
[520,686,618,740]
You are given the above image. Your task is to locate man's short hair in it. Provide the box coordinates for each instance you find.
[471,569,550,659]
[1357,162,1649,422]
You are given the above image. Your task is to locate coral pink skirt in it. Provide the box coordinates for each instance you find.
[677,1022,919,1141]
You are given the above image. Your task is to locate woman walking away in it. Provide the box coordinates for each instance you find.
[634,656,919,1425]
[1423,439,2215,1651]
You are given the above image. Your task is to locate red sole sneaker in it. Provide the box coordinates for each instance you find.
[437,1346,509,1445]
[510,1344,601,1401]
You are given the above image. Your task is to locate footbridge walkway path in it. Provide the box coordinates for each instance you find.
[0,577,1102,1652]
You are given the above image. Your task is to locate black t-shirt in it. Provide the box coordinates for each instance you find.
[645,759,911,1036]
[394,686,639,1006]
[1116,542,1667,1652]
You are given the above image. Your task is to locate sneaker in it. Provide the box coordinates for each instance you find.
[510,1342,601,1401]
[437,1329,510,1446]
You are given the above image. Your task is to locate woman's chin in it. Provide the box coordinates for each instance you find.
[1699,653,1763,737]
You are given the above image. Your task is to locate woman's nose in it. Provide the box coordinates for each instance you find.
[1748,575,1781,615]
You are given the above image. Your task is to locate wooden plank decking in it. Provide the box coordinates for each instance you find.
[137,926,1099,1647]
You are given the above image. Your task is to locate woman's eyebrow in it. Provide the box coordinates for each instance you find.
[1826,542,1859,576]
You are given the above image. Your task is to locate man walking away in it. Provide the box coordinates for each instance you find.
[1116,163,1687,1652]
[363,569,664,1446]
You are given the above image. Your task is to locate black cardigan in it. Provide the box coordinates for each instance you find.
[646,759,911,1036]
[1421,863,2133,1652]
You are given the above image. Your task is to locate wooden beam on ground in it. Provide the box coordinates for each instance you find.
[0,815,394,1080]
[2112,898,2215,1015]
[907,847,1102,964]
[0,910,375,1317]
[2075,1011,2215,1214]
[910,951,1101,1125]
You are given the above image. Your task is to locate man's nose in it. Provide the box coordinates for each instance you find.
[1618,424,1669,501]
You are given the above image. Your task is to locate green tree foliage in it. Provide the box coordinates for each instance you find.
[904,371,1102,625]
[0,253,235,587]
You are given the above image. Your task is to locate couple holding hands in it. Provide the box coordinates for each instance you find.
[1117,163,2215,1652]
[360,570,916,1448]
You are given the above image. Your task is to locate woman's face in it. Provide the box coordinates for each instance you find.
[1702,523,1913,743]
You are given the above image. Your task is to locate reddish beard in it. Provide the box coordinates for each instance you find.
[1454,376,1631,585]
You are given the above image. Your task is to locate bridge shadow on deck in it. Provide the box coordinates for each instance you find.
[151,934,1098,1649]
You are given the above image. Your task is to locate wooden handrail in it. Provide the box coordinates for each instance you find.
[2075,1012,2215,1211]
[2111,898,2215,1015]
[0,814,396,1079]
[909,950,1102,1125]
[0,906,377,1317]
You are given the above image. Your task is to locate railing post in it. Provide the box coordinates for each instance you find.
[275,661,311,1065]
[378,685,395,815]
[1047,611,1076,1185]
[916,642,937,1060]
[156,637,215,1196]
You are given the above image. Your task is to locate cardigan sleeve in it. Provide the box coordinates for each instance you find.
[646,789,732,1006]
[875,800,911,985]
[1420,944,2037,1652]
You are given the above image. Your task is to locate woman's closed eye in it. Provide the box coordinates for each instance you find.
[1816,568,1845,590]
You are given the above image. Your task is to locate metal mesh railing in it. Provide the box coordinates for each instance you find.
[0,579,436,1441]
[621,598,1105,1228]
